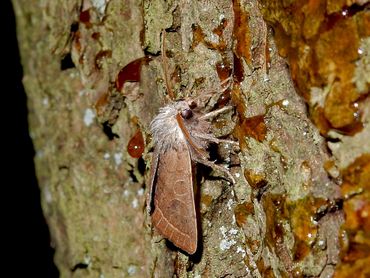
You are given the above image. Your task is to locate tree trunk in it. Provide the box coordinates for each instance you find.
[12,0,369,277]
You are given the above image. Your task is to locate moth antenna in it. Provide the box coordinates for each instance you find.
[198,105,233,120]
[190,76,233,106]
[161,30,175,100]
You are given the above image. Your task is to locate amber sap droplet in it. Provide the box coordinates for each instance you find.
[79,9,90,23]
[94,91,109,117]
[244,169,267,189]
[233,53,244,83]
[127,130,144,158]
[216,59,232,82]
[234,202,254,227]
[213,18,228,37]
[241,115,267,142]
[191,24,205,50]
[116,57,152,92]
[91,32,100,40]
[79,9,92,28]
[262,193,287,250]
[216,89,231,108]
[233,0,252,66]
[293,239,311,262]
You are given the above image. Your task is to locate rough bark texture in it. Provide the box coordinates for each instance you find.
[13,0,369,277]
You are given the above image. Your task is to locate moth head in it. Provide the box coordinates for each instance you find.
[175,100,195,120]
[171,100,187,112]
[180,108,193,119]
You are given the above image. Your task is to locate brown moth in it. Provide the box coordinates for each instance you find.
[146,32,235,255]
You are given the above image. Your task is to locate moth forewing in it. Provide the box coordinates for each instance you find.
[151,145,198,255]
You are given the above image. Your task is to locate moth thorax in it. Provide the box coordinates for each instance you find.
[150,105,186,151]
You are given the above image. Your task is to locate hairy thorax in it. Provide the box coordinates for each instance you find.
[150,100,211,153]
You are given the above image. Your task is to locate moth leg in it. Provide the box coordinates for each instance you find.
[192,155,235,184]
[220,76,232,87]
[193,132,239,148]
[190,77,233,105]
[199,106,233,121]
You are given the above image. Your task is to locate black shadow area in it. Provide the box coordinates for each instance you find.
[2,1,59,277]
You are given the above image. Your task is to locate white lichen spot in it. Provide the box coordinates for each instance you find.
[132,198,138,209]
[103,152,110,160]
[318,239,326,249]
[36,150,44,158]
[235,172,240,178]
[114,152,122,166]
[78,89,88,96]
[220,226,227,237]
[208,33,219,44]
[103,187,112,194]
[83,108,95,127]
[227,199,233,210]
[229,228,238,235]
[220,238,237,251]
[358,47,364,55]
[42,98,49,106]
[232,214,236,225]
[91,0,107,15]
[137,188,144,196]
[84,254,91,265]
[282,99,289,106]
[127,265,137,275]
[236,246,246,258]
[30,131,35,139]
[123,190,130,197]
[44,187,52,203]
[219,14,225,21]
[223,164,230,169]
[219,226,237,251]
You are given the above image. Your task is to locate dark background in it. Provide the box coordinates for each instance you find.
[3,0,59,276]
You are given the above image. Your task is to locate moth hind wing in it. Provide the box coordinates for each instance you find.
[147,148,160,214]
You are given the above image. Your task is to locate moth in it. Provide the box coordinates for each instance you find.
[146,32,236,255]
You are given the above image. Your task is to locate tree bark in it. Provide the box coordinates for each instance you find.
[12,0,369,277]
